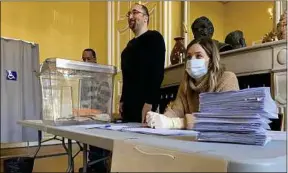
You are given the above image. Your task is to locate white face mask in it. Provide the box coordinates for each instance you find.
[186,58,208,79]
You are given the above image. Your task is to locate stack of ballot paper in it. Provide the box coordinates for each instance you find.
[193,87,278,146]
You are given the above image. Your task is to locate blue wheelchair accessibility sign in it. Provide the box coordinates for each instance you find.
[6,70,17,81]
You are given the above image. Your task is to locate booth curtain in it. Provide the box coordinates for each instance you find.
[1,37,41,143]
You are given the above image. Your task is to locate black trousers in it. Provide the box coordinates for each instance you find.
[88,145,110,171]
[122,101,158,123]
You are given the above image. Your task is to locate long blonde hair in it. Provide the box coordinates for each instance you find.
[186,38,225,91]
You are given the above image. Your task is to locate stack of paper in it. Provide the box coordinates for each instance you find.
[193,87,278,146]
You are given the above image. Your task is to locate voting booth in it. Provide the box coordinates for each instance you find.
[39,58,117,126]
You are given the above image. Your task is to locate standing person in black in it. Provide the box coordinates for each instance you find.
[119,3,166,123]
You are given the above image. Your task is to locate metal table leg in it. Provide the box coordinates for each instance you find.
[33,131,42,158]
[83,144,88,173]
[33,132,68,159]
[28,131,83,173]
[66,139,74,173]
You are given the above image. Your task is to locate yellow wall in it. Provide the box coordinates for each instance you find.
[171,1,182,39]
[89,2,108,65]
[224,1,273,46]
[1,1,274,63]
[190,2,225,42]
[1,2,90,63]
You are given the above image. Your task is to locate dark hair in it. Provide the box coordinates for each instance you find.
[186,37,224,91]
[84,48,96,58]
[136,3,150,24]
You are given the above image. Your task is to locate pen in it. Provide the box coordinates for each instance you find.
[87,124,111,129]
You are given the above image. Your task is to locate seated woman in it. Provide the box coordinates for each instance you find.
[146,37,239,129]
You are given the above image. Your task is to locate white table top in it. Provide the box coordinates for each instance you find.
[18,120,287,171]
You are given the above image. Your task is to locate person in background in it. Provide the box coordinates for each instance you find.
[119,3,166,123]
[82,48,97,63]
[79,48,110,173]
[146,37,239,129]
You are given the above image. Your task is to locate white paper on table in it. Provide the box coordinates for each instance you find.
[98,125,130,131]
[123,128,199,136]
[71,124,125,130]
[84,123,142,131]
[266,130,287,141]
[79,124,110,129]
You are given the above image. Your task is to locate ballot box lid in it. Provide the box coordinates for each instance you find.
[41,58,117,74]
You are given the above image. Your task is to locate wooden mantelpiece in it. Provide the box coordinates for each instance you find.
[161,40,287,130]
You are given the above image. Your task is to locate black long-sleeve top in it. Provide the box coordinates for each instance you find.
[120,30,166,107]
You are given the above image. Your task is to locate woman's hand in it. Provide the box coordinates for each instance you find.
[146,111,173,129]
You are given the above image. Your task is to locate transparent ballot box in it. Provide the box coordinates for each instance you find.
[40,58,117,126]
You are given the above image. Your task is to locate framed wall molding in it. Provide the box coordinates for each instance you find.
[273,0,287,31]
[183,1,190,47]
[107,1,113,66]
